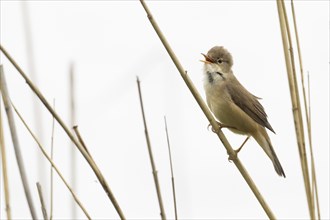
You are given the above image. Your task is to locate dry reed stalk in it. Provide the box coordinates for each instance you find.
[307,74,320,219]
[0,66,38,219]
[276,1,314,219]
[69,63,77,219]
[139,1,275,219]
[137,77,167,220]
[164,116,178,220]
[0,66,11,220]
[0,44,126,220]
[11,101,92,219]
[291,1,320,218]
[36,182,48,220]
[50,100,55,220]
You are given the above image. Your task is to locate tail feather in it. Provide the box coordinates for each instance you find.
[253,128,286,177]
[267,139,286,177]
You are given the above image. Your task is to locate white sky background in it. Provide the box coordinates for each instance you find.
[0,1,329,219]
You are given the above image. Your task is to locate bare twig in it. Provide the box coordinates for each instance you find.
[0,44,126,220]
[50,100,56,220]
[164,116,178,220]
[11,101,92,220]
[36,182,48,220]
[276,1,314,218]
[137,76,167,220]
[0,65,38,219]
[291,1,320,218]
[139,1,275,219]
[0,66,11,220]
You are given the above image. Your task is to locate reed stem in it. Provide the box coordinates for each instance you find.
[36,182,48,220]
[276,1,314,218]
[0,65,38,219]
[164,116,178,220]
[137,77,167,220]
[291,1,320,218]
[0,65,12,220]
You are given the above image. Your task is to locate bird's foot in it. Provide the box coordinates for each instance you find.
[207,121,235,133]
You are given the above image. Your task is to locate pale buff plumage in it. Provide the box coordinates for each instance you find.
[202,46,285,177]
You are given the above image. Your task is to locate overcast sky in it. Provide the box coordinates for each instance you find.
[1,1,329,219]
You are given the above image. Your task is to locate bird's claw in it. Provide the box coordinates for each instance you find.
[207,122,230,133]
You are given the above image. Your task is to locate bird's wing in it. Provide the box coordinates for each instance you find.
[226,80,275,133]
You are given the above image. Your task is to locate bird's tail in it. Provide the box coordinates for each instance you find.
[253,129,286,177]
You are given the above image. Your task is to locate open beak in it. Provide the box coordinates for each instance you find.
[200,53,213,64]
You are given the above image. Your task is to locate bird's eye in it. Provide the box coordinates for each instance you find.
[217,58,223,64]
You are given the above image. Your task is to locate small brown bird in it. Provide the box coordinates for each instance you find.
[201,46,285,177]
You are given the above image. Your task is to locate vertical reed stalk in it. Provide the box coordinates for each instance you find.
[11,102,92,220]
[137,77,167,220]
[36,182,48,220]
[164,116,178,220]
[0,66,11,220]
[307,74,320,219]
[291,1,320,218]
[69,63,77,219]
[139,1,275,219]
[276,1,314,219]
[0,65,38,219]
[0,44,126,220]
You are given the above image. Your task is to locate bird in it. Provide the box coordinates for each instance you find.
[201,46,285,177]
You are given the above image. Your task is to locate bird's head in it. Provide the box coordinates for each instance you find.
[201,46,233,82]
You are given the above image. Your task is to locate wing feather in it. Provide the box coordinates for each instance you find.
[226,80,275,133]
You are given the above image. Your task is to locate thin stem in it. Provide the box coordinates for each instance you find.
[11,101,92,220]
[50,100,55,220]
[139,1,275,219]
[0,44,126,220]
[164,116,178,220]
[0,65,38,219]
[137,77,167,220]
[36,182,48,220]
[276,1,314,219]
[0,66,12,220]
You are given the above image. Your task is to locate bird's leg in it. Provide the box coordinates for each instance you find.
[235,136,250,153]
[227,136,250,162]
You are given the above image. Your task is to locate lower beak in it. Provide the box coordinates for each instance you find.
[200,60,211,64]
[200,53,212,64]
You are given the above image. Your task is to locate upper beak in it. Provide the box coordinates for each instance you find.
[200,53,213,64]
